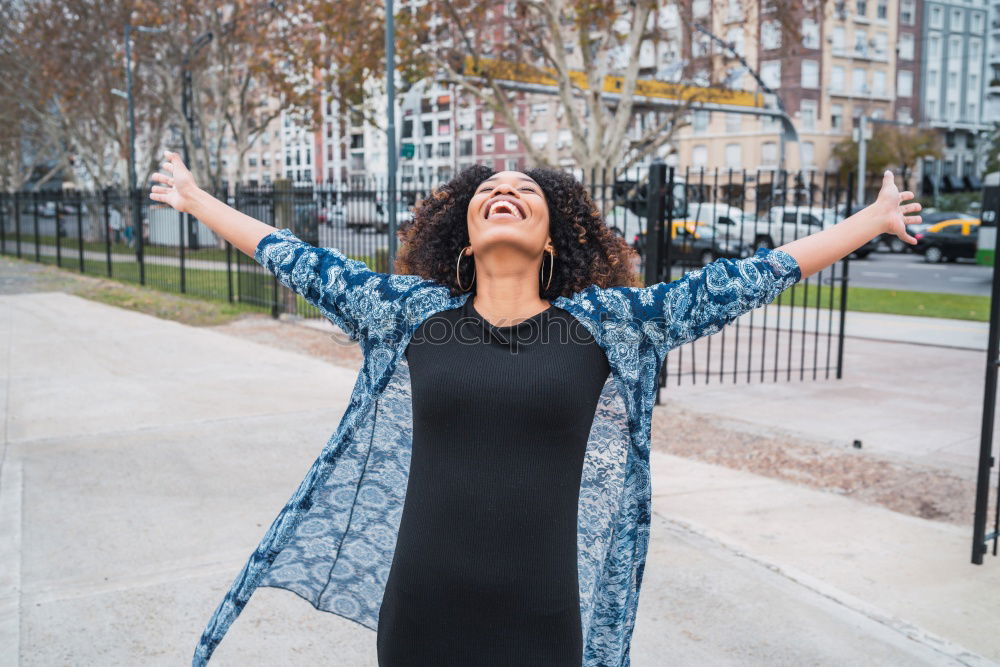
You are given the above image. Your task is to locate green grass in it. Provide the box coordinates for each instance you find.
[10,249,991,323]
[774,282,990,321]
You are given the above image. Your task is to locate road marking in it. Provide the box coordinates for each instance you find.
[858,271,899,278]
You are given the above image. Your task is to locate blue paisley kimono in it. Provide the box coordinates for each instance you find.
[192,227,802,666]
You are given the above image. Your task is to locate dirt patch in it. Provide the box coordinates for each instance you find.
[651,402,986,528]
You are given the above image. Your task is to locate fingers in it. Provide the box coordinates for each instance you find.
[151,185,171,194]
[901,202,921,214]
[883,170,894,186]
[151,172,174,186]
[904,215,922,224]
[898,190,915,202]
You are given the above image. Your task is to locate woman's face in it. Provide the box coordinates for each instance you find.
[466,171,551,259]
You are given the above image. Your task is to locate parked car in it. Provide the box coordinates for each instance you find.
[763,206,838,247]
[913,218,980,263]
[682,202,766,250]
[632,220,749,271]
[880,210,975,253]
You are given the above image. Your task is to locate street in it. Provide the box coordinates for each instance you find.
[848,251,992,296]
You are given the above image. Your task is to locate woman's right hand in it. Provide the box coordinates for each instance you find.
[149,151,200,214]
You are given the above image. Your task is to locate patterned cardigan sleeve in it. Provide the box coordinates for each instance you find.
[253,227,417,343]
[621,246,802,357]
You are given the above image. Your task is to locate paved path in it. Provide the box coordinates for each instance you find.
[1,292,997,665]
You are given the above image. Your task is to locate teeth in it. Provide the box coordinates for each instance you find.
[488,201,522,219]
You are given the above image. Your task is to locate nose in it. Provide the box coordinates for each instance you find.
[492,182,518,197]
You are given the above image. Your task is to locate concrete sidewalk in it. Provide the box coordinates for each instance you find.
[1,292,997,665]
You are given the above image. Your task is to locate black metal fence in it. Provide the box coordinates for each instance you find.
[0,165,852,394]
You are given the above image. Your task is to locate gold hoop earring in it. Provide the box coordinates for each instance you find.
[540,247,554,292]
[456,245,475,291]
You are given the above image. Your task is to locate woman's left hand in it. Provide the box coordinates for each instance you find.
[875,170,922,245]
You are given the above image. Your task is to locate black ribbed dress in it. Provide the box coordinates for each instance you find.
[376,296,611,666]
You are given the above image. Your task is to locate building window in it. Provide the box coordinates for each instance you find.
[801,142,814,168]
[855,0,867,18]
[926,99,937,119]
[950,9,962,30]
[897,106,912,124]
[725,113,741,133]
[459,138,473,156]
[929,6,943,29]
[928,34,940,60]
[802,19,819,49]
[530,130,548,148]
[438,142,451,158]
[693,110,710,133]
[438,119,451,135]
[876,0,887,20]
[873,32,887,57]
[853,68,867,94]
[505,158,519,171]
[555,129,571,149]
[831,104,843,130]
[725,143,742,169]
[897,70,913,97]
[801,60,819,89]
[898,33,914,61]
[800,100,817,130]
[970,12,984,34]
[948,39,962,75]
[761,142,777,166]
[872,70,886,96]
[900,0,915,24]
[761,21,781,50]
[854,30,867,56]
[831,65,845,91]
[505,133,519,150]
[831,26,845,51]
[482,134,495,152]
[761,60,781,89]
[726,27,744,56]
[692,144,708,168]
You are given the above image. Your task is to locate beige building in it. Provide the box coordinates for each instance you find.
[674,0,901,177]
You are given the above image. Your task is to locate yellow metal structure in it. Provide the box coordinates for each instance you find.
[463,56,765,108]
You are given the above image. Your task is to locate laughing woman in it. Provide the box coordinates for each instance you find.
[149,152,919,667]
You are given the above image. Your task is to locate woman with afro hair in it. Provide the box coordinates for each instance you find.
[150,153,921,667]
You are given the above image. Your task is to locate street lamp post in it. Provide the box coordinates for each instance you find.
[385,0,398,272]
[123,22,166,285]
[181,31,214,250]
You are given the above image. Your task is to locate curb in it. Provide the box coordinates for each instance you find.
[654,510,998,667]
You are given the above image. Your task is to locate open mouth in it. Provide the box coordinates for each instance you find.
[485,198,526,220]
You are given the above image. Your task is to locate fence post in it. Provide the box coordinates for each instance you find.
[76,190,85,273]
[33,191,40,262]
[55,190,64,268]
[836,172,853,379]
[645,161,666,286]
[103,188,113,277]
[0,191,6,255]
[273,179,295,318]
[135,187,145,285]
[15,191,22,258]
[646,161,667,405]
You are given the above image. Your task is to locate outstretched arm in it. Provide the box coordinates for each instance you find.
[149,151,406,342]
[778,170,921,279]
[149,151,274,258]
[619,169,921,357]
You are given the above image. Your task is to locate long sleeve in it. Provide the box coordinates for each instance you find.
[254,227,414,343]
[620,246,802,357]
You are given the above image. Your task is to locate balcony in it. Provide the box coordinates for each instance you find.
[988,78,1000,96]
[990,51,1000,66]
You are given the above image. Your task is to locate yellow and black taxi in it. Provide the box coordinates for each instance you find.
[913,217,981,263]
